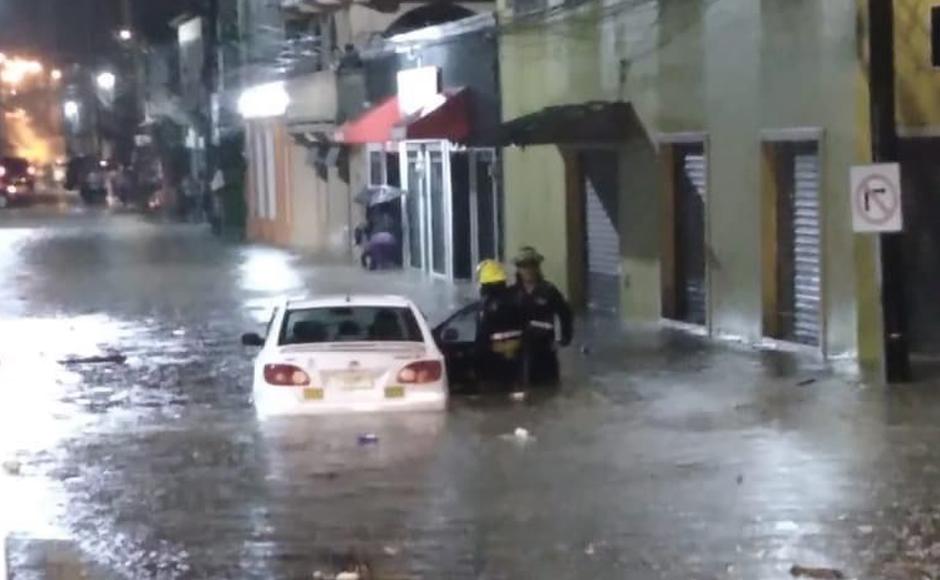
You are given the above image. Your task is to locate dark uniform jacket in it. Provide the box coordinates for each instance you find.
[513,280,574,347]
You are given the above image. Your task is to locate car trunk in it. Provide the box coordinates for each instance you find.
[280,342,429,393]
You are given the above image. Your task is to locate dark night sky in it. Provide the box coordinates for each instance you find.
[0,0,196,64]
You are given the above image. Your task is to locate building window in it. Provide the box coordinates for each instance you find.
[253,129,266,219]
[933,6,940,67]
[251,127,278,220]
[368,149,385,186]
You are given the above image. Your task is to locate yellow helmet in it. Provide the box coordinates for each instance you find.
[477,259,507,285]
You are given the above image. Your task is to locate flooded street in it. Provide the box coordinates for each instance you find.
[2,208,940,579]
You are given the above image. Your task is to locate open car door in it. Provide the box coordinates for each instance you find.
[433,302,481,390]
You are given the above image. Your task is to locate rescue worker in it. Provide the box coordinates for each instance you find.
[475,259,525,387]
[512,246,573,386]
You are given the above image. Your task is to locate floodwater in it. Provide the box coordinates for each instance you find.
[1,206,940,579]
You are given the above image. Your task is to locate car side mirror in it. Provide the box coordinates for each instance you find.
[241,332,265,347]
[441,328,460,343]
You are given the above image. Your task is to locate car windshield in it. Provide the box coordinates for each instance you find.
[280,306,424,345]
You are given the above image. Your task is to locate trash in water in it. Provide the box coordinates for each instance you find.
[789,564,845,579]
[579,345,591,356]
[584,543,596,556]
[357,434,379,446]
[500,427,535,444]
[382,545,399,556]
[59,353,127,365]
[857,525,874,535]
[510,391,526,402]
[2,460,21,475]
[796,378,817,387]
[736,474,744,485]
[336,572,360,580]
[172,329,186,336]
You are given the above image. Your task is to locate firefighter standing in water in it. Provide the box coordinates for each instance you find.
[512,247,574,385]
[475,260,525,387]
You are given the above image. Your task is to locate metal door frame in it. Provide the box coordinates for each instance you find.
[659,133,712,334]
[468,148,499,268]
[759,127,826,356]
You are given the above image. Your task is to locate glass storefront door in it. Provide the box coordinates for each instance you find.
[403,143,450,276]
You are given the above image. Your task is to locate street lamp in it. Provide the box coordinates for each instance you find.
[96,72,116,92]
[118,29,133,42]
[50,69,62,81]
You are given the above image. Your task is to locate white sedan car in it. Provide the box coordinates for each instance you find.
[242,295,448,416]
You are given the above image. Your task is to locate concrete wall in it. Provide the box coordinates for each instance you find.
[286,71,337,124]
[287,143,328,250]
[500,0,877,360]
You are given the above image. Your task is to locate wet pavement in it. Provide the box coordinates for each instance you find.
[2,206,940,579]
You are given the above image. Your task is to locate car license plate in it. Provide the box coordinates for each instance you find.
[303,388,324,400]
[384,386,405,399]
[334,372,373,391]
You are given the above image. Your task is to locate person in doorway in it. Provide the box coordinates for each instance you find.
[511,246,574,386]
[475,260,526,388]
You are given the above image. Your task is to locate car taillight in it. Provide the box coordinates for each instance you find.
[397,361,443,384]
[263,364,310,386]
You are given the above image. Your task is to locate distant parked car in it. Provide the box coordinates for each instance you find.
[0,156,36,208]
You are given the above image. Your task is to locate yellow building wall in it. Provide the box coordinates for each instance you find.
[500,0,880,363]
[895,0,940,131]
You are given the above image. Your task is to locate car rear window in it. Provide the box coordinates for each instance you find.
[2,158,29,175]
[280,306,424,345]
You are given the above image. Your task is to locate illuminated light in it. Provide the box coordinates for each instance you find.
[63,100,79,120]
[237,81,289,119]
[96,71,116,91]
[27,166,36,176]
[25,61,42,74]
[0,166,6,177]
[98,160,108,168]
[50,69,62,81]
[118,29,133,41]
[1,68,24,86]
[0,53,7,63]
[6,185,16,194]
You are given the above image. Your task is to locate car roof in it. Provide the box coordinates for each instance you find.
[284,295,417,310]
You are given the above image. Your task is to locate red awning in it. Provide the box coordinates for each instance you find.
[334,96,401,144]
[392,88,471,142]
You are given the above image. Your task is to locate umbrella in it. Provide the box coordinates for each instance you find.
[355,185,407,207]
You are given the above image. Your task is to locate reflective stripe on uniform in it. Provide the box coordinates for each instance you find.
[528,320,554,330]
[490,330,523,341]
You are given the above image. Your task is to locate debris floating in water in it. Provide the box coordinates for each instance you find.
[789,564,845,579]
[357,433,379,446]
[509,391,526,402]
[59,353,127,365]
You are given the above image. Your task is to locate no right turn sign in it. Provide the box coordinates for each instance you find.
[850,163,903,233]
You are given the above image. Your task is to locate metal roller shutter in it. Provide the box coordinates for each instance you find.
[791,153,822,345]
[583,152,621,313]
[678,152,708,325]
